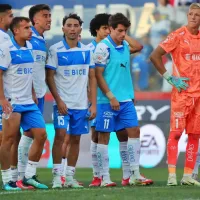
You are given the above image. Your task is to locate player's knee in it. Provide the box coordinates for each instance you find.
[54,133,65,145]
[98,133,110,145]
[2,135,15,146]
[169,131,182,141]
[70,136,81,145]
[35,130,47,143]
[189,134,200,140]
[91,129,98,143]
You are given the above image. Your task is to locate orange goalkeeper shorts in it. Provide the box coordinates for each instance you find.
[170,92,200,134]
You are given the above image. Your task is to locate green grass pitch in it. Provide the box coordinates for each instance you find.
[0,168,200,200]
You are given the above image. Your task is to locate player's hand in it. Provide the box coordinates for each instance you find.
[110,98,120,110]
[0,99,12,115]
[57,99,67,115]
[88,104,96,120]
[32,94,38,105]
[167,76,189,92]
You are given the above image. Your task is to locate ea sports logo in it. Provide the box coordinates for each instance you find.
[140,124,166,168]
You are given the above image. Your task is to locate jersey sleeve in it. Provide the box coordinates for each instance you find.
[93,43,110,67]
[159,32,180,53]
[0,46,11,71]
[45,46,57,70]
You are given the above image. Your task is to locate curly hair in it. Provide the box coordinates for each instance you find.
[63,13,83,26]
[89,13,111,37]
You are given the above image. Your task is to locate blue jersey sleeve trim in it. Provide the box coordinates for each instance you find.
[89,65,95,69]
[95,63,106,67]
[0,66,7,71]
[45,65,56,70]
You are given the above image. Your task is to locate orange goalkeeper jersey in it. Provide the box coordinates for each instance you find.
[160,26,200,97]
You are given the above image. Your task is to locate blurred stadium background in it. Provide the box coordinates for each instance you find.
[0,0,195,170]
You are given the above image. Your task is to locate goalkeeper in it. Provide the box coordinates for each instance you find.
[150,3,200,187]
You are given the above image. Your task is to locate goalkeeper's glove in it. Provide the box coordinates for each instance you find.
[163,71,189,92]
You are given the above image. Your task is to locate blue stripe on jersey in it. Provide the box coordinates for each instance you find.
[57,51,90,66]
[10,50,34,65]
[45,65,56,70]
[0,66,7,71]
[30,36,47,52]
[63,38,81,49]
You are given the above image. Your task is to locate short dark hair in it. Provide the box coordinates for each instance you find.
[62,13,83,26]
[0,4,12,13]
[29,4,51,25]
[10,17,30,35]
[89,13,111,37]
[108,13,131,29]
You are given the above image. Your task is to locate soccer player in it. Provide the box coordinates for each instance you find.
[150,3,200,186]
[17,4,51,189]
[87,13,137,187]
[46,13,96,188]
[94,13,153,186]
[0,17,48,190]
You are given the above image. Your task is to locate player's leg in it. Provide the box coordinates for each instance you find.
[20,106,48,189]
[95,104,116,187]
[0,112,21,191]
[17,97,44,186]
[10,131,21,184]
[167,94,188,186]
[181,98,200,186]
[64,109,88,188]
[52,105,69,188]
[116,129,130,186]
[119,101,152,186]
[60,134,69,185]
[89,120,101,187]
[192,139,200,180]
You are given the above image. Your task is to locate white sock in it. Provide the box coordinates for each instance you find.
[90,141,100,178]
[18,135,33,180]
[25,160,38,179]
[66,166,75,179]
[97,144,110,181]
[120,142,131,179]
[60,158,66,176]
[193,140,200,174]
[11,167,18,182]
[52,164,61,177]
[128,138,140,177]
[1,168,12,185]
[64,159,68,176]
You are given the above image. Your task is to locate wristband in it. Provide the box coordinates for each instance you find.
[162,71,171,80]
[106,91,115,100]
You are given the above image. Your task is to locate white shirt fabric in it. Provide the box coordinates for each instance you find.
[0,38,34,105]
[30,26,47,98]
[0,29,10,44]
[46,39,95,109]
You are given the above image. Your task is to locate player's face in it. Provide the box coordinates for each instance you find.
[187,8,200,28]
[15,20,32,41]
[62,18,82,40]
[96,25,110,40]
[33,9,51,31]
[110,24,128,44]
[0,9,13,30]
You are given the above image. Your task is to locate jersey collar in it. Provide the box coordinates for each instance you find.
[62,38,81,50]
[31,26,44,38]
[92,39,97,48]
[107,35,124,51]
[0,28,7,33]
[11,36,27,49]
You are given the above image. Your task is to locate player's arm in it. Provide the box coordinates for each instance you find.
[0,47,12,114]
[46,48,67,115]
[150,34,189,92]
[32,83,38,104]
[88,67,96,120]
[125,35,143,54]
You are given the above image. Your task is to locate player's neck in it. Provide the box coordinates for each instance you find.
[65,37,79,48]
[33,25,45,36]
[14,36,26,47]
[0,25,8,32]
[109,35,121,46]
[186,25,199,35]
[95,36,101,43]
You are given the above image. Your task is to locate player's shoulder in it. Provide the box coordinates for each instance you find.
[49,41,65,51]
[86,41,95,51]
[170,26,187,38]
[96,40,109,51]
[1,39,14,51]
